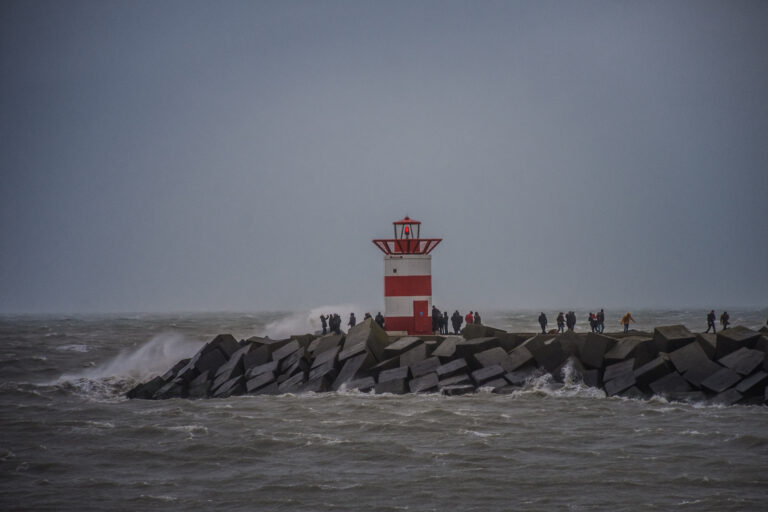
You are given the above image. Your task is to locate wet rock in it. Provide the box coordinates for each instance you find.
[311,346,340,369]
[734,370,768,397]
[695,333,717,360]
[245,371,276,394]
[455,337,500,359]
[127,376,166,399]
[619,386,647,400]
[187,371,211,398]
[253,381,280,395]
[343,376,376,392]
[382,337,423,359]
[506,345,536,372]
[409,372,439,393]
[308,334,344,355]
[431,337,458,361]
[603,360,637,396]
[342,318,389,361]
[307,360,337,383]
[272,340,302,365]
[604,337,655,367]
[710,388,743,406]
[153,379,186,399]
[581,369,601,388]
[472,347,512,370]
[248,337,294,357]
[551,355,587,384]
[504,369,540,387]
[245,361,278,380]
[278,372,307,393]
[701,368,742,394]
[162,359,190,381]
[682,360,724,388]
[436,358,469,380]
[669,341,712,374]
[375,366,410,394]
[653,325,695,353]
[410,356,441,378]
[243,345,270,370]
[333,352,372,390]
[634,355,674,391]
[369,356,402,376]
[580,333,618,369]
[715,326,761,359]
[212,375,245,398]
[604,359,636,382]
[666,390,707,403]
[482,378,510,390]
[438,373,473,388]
[717,347,764,376]
[300,376,332,393]
[525,337,568,373]
[441,384,476,396]
[471,365,505,385]
[649,372,692,397]
[399,344,428,367]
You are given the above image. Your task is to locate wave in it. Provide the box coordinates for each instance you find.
[259,304,364,339]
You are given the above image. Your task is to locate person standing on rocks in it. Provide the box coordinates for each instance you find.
[538,312,547,334]
[465,311,474,325]
[320,314,328,335]
[442,311,449,334]
[620,312,635,334]
[375,312,385,330]
[348,312,356,329]
[720,311,730,330]
[565,311,575,331]
[432,306,440,334]
[452,310,463,334]
[706,310,717,333]
[474,311,482,325]
[556,312,565,333]
[597,309,605,333]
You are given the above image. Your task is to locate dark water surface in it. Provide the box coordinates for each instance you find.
[1,311,767,511]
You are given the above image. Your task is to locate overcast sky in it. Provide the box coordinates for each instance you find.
[1,0,766,314]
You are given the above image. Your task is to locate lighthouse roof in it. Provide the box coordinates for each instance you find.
[393,216,421,225]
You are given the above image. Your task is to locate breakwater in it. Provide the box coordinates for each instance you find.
[128,318,768,405]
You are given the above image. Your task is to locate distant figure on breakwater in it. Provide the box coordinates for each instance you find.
[375,312,385,329]
[620,312,635,333]
[330,314,341,334]
[474,311,482,325]
[720,311,730,330]
[320,314,328,335]
[588,312,598,332]
[566,311,576,331]
[538,312,548,334]
[706,310,717,333]
[432,306,440,333]
[466,311,474,325]
[451,310,463,334]
[348,312,356,328]
[364,312,371,320]
[597,309,605,333]
[556,312,565,333]
[442,312,449,334]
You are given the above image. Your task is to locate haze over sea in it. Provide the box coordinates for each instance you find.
[1,308,767,511]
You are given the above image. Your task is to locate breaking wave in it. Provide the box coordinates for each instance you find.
[260,304,365,339]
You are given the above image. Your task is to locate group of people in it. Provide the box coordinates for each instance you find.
[320,311,387,335]
[705,310,730,333]
[540,310,636,334]
[431,306,481,335]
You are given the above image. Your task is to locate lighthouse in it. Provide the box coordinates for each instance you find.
[372,216,442,335]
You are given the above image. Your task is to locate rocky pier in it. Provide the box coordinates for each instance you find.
[127,318,768,406]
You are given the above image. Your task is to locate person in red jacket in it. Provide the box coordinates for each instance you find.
[465,311,474,325]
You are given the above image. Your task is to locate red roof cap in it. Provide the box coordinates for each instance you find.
[393,216,421,225]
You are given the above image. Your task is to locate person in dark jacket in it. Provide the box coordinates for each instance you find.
[597,309,605,333]
[451,310,463,334]
[566,311,576,331]
[442,311,449,334]
[375,312,385,330]
[556,312,565,333]
[720,311,730,330]
[432,306,440,333]
[538,312,548,334]
[706,310,716,333]
[474,311,482,325]
[320,314,328,335]
[348,312,356,328]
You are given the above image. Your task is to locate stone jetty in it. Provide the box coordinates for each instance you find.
[127,318,768,406]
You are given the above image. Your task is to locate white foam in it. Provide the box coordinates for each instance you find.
[260,304,364,339]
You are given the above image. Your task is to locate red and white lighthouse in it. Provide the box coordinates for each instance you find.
[372,216,442,335]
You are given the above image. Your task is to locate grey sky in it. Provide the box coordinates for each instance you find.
[1,0,766,314]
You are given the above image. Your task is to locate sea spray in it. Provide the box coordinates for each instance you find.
[260,304,363,339]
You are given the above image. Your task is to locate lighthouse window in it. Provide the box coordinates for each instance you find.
[393,268,397,273]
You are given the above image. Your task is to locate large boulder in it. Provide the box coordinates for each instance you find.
[633,355,674,392]
[653,325,695,353]
[717,347,765,376]
[382,337,422,359]
[455,337,500,358]
[409,373,439,393]
[342,318,390,361]
[375,367,410,394]
[715,327,762,359]
[669,341,712,374]
[682,360,724,388]
[604,337,656,368]
[126,376,166,399]
[649,372,692,397]
[580,333,618,369]
[701,368,742,394]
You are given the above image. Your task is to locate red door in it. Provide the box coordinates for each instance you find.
[413,300,430,334]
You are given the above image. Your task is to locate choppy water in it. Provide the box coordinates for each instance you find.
[1,309,767,511]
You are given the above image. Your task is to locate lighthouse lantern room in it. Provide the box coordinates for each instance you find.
[372,216,442,335]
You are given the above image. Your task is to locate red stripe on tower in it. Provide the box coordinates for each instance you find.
[372,216,442,335]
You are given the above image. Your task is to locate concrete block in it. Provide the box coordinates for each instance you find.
[715,326,761,359]
[424,340,439,354]
[506,345,536,372]
[455,337,500,359]
[278,372,307,393]
[369,356,402,376]
[710,388,743,406]
[634,355,674,391]
[375,366,410,394]
[649,372,692,396]
[311,346,340,369]
[619,386,647,400]
[382,337,423,359]
[410,356,441,378]
[399,344,428,367]
[436,358,469,380]
[187,371,212,398]
[409,372,439,393]
[211,368,237,394]
[580,333,617,369]
[214,351,246,382]
[471,365,505,385]
[682,360,724,388]
[272,340,302,364]
[344,376,376,392]
[253,382,280,395]
[300,376,332,393]
[557,331,584,357]
[734,370,768,397]
[153,379,186,399]
[717,347,764,376]
[431,337,458,360]
[441,385,476,396]
[338,342,367,362]
[438,374,473,388]
[193,348,228,376]
[472,347,511,370]
[504,370,538,387]
[582,369,601,388]
[669,341,712,374]
[290,333,316,350]
[481,378,509,390]
[246,371,276,393]
[277,349,303,374]
[204,334,241,358]
[497,333,525,352]
[461,323,501,340]
[526,337,568,373]
[605,337,656,367]
[550,355,587,383]
[127,376,167,399]
[701,368,742,394]
[332,353,371,390]
[761,326,768,334]
[307,359,337,383]
[245,361,278,380]
[243,345,270,370]
[162,359,190,381]
[755,335,768,352]
[604,359,636,382]
[653,325,695,353]
[343,318,389,361]
[695,333,717,360]
[212,375,245,398]
[604,366,636,397]
[308,334,344,355]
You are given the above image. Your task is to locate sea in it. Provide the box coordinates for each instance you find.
[1,308,767,511]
